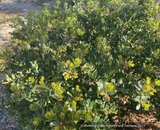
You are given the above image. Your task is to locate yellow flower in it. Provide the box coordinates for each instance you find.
[1,59,6,63]
[106,83,115,92]
[128,60,135,67]
[54,126,60,130]
[64,73,70,81]
[41,76,44,81]
[155,80,160,86]
[58,55,61,58]
[106,46,111,51]
[144,84,151,91]
[144,104,151,111]
[146,77,151,85]
[71,100,77,108]
[53,50,56,55]
[33,116,41,126]
[73,71,78,78]
[151,0,155,6]
[34,47,39,50]
[6,34,9,40]
[52,82,61,90]
[141,101,151,111]
[74,58,82,67]
[76,85,81,92]
[46,46,49,50]
[39,76,44,86]
[66,60,70,64]
[75,93,83,101]
[61,61,66,67]
[58,46,62,52]
[69,62,74,68]
[29,103,37,110]
[149,91,154,95]
[33,121,38,126]
[155,5,159,10]
[57,88,64,95]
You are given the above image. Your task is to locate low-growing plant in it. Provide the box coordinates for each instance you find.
[0,0,160,129]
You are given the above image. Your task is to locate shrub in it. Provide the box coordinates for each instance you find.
[0,0,160,129]
[59,0,75,9]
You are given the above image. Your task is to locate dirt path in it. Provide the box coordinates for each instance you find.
[0,0,41,13]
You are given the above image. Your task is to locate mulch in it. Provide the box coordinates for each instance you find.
[111,94,160,130]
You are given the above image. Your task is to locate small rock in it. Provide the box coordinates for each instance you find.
[42,3,51,7]
[22,14,27,17]
[22,9,28,13]
[9,125,17,130]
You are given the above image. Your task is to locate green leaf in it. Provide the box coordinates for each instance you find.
[35,110,41,116]
[24,117,32,123]
[5,74,11,82]
[27,44,30,49]
[96,79,104,90]
[141,95,150,101]
[11,74,15,79]
[67,91,73,97]
[118,78,123,85]
[94,116,100,122]
[42,108,44,116]
[42,44,46,49]
[26,98,33,102]
[111,79,116,84]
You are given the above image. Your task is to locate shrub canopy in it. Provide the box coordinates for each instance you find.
[0,0,160,129]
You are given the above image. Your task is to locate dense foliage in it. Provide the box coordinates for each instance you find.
[0,0,160,129]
